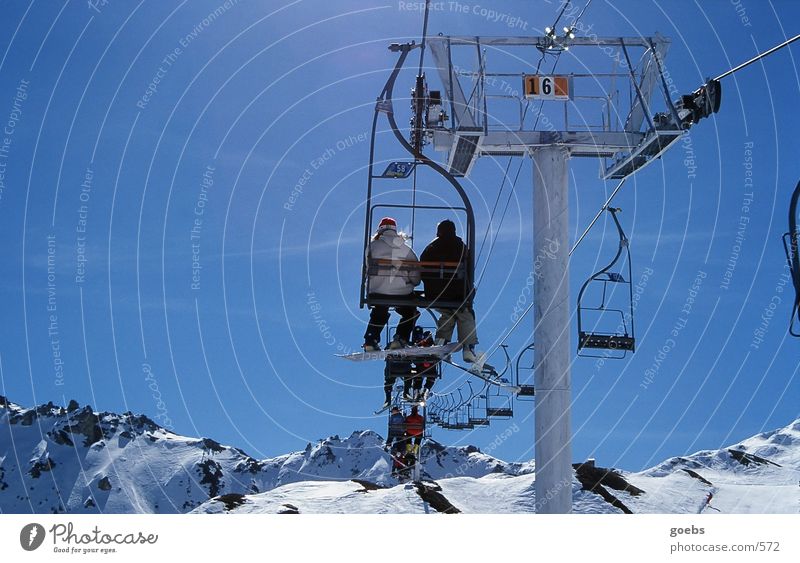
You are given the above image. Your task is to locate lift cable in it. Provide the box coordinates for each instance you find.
[470,19,800,363]
[570,177,627,256]
[567,33,800,256]
[473,2,599,357]
[715,33,800,81]
[475,1,585,277]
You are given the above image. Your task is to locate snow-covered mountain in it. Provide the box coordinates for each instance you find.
[1,395,797,514]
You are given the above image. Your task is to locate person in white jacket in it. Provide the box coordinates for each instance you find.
[363,217,421,351]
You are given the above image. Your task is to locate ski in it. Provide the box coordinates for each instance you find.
[337,342,458,362]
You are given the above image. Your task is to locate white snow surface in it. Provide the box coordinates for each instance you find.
[1,396,798,514]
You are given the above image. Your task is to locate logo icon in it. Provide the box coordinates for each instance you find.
[20,523,45,551]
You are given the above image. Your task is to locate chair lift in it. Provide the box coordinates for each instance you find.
[485,382,514,419]
[441,390,464,430]
[458,390,475,430]
[452,389,475,430]
[782,180,800,337]
[576,208,636,358]
[435,393,454,429]
[427,388,443,422]
[466,382,491,426]
[360,42,476,312]
[513,341,536,400]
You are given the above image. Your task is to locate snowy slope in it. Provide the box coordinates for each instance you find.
[0,396,529,514]
[2,395,798,514]
[620,419,800,514]
[193,418,800,515]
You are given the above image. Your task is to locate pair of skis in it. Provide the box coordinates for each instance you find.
[373,394,427,415]
[337,342,459,363]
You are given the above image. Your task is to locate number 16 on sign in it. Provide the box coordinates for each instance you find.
[523,75,571,100]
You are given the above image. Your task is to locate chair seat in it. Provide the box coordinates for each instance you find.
[579,332,635,351]
[469,418,490,426]
[517,385,536,397]
[365,291,467,310]
[486,408,514,418]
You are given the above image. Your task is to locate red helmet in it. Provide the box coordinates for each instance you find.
[377,217,397,232]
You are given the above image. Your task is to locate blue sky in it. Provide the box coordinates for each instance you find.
[0,0,798,470]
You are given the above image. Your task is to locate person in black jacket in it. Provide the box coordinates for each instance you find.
[419,220,480,363]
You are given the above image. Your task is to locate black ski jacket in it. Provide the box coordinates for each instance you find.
[419,234,468,303]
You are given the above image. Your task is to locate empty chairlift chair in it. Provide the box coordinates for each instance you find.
[576,208,636,358]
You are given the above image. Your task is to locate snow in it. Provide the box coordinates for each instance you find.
[619,418,800,514]
[1,395,798,514]
[197,480,428,515]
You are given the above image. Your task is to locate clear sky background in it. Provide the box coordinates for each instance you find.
[0,0,798,471]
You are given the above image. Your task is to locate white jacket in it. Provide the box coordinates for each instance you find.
[367,230,421,296]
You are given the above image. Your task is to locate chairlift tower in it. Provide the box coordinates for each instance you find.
[423,33,692,513]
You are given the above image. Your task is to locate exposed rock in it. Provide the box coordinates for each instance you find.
[200,438,224,453]
[682,468,713,486]
[198,459,223,498]
[727,449,781,467]
[573,462,645,496]
[29,458,56,479]
[413,480,460,514]
[215,493,247,511]
[20,410,36,426]
[97,476,112,491]
[49,429,74,447]
[352,479,386,492]
[278,503,300,514]
[67,408,103,446]
[573,461,638,514]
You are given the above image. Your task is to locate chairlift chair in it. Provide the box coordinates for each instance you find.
[782,180,800,337]
[513,341,536,400]
[576,208,636,358]
[485,384,514,419]
[467,391,491,426]
[360,43,476,313]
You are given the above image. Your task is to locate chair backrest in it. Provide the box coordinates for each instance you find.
[366,258,469,309]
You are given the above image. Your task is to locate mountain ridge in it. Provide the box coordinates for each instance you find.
[1,395,797,514]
